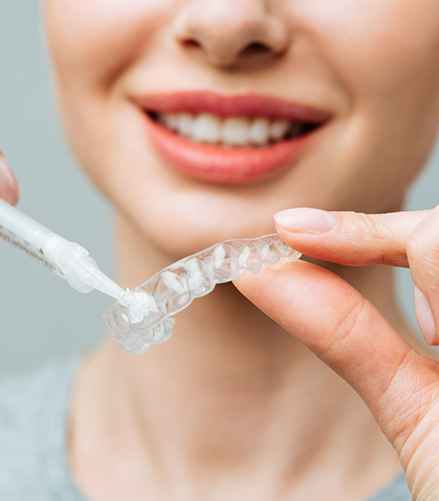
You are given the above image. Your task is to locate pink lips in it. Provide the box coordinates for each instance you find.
[136,91,330,184]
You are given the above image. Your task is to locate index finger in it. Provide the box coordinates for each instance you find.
[273,207,430,268]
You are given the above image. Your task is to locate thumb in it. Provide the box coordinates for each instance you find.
[233,261,439,476]
[235,260,414,427]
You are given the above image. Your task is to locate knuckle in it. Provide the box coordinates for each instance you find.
[345,211,379,235]
[319,296,367,358]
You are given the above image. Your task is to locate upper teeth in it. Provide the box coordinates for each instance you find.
[158,113,303,146]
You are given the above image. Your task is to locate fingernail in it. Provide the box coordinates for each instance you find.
[0,152,13,185]
[0,151,18,205]
[414,286,436,345]
[274,208,338,233]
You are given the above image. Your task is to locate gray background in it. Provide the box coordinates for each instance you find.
[0,1,438,375]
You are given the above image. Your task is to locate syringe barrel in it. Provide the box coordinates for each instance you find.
[0,199,125,299]
[0,198,70,263]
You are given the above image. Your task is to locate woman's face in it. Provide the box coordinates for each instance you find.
[44,0,439,257]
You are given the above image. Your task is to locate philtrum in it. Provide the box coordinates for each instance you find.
[103,234,301,354]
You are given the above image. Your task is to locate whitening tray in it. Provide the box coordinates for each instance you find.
[104,234,301,354]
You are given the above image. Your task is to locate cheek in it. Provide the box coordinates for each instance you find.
[294,0,439,200]
[43,0,175,200]
[294,0,439,118]
[45,0,173,90]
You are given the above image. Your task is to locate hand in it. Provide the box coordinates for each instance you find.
[233,206,439,500]
[0,150,19,205]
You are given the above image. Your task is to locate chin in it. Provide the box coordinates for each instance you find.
[119,191,281,260]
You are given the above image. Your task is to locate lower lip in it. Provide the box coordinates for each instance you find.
[144,114,317,184]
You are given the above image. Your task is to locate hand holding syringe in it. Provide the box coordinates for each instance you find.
[0,150,124,300]
[0,198,125,300]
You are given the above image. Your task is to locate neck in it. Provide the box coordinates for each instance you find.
[70,212,406,500]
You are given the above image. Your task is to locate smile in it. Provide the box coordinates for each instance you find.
[152,112,316,147]
[136,91,330,184]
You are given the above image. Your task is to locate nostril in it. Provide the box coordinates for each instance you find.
[240,42,270,57]
[178,35,282,68]
[181,39,202,49]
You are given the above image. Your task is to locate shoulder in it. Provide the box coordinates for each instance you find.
[0,355,83,500]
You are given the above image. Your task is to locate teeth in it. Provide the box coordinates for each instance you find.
[192,113,221,143]
[175,113,194,137]
[157,112,306,146]
[221,117,250,146]
[269,119,289,140]
[248,117,269,145]
[161,113,178,131]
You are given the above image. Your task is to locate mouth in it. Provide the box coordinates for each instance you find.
[136,91,330,184]
[151,111,318,147]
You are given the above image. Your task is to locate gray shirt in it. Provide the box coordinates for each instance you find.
[0,355,411,500]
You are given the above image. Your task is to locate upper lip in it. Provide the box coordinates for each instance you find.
[135,91,331,124]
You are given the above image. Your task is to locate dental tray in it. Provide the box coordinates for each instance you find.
[104,234,301,354]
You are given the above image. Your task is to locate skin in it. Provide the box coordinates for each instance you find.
[0,151,19,206]
[235,207,439,499]
[2,0,437,499]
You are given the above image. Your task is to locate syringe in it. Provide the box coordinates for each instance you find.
[0,198,125,300]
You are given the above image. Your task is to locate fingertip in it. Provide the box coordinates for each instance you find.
[0,150,20,206]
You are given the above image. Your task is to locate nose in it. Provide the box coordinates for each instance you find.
[173,0,290,67]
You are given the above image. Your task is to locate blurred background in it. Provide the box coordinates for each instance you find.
[0,1,438,375]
